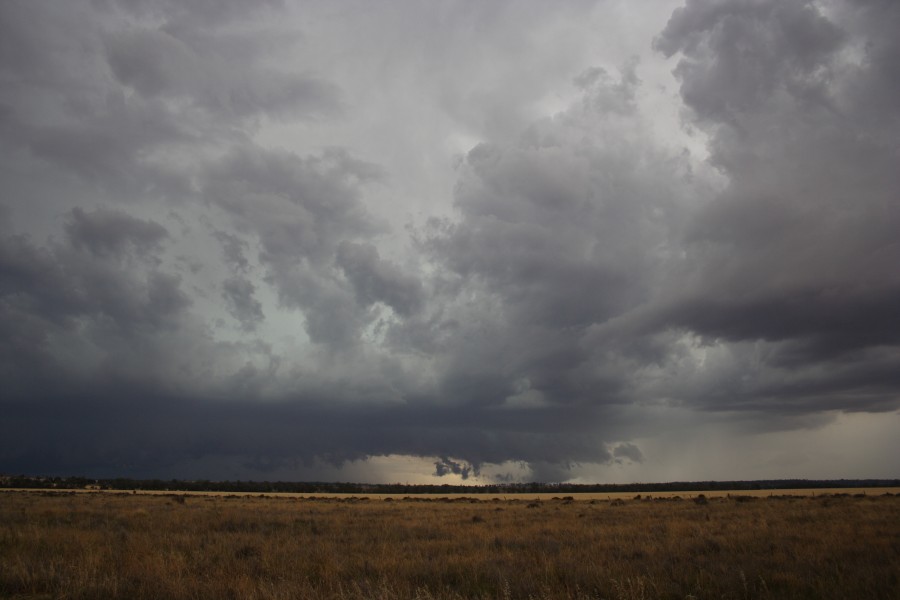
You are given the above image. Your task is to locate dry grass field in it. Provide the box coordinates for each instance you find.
[1,490,898,599]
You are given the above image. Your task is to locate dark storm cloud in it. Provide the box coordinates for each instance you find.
[0,386,626,478]
[640,0,900,413]
[433,457,477,480]
[0,230,183,330]
[2,0,898,483]
[0,226,194,410]
[653,285,900,360]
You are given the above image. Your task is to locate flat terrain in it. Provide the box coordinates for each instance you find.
[4,486,899,500]
[1,490,898,599]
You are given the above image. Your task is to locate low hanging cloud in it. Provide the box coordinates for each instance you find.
[1,0,898,482]
[433,457,478,480]
[612,443,644,464]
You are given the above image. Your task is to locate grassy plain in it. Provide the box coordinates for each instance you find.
[1,490,898,599]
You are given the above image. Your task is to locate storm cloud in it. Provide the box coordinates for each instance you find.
[0,0,897,483]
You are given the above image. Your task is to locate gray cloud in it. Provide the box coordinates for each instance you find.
[434,457,477,480]
[205,146,383,268]
[612,443,644,464]
[65,207,169,259]
[0,0,340,205]
[413,62,696,412]
[1,0,898,483]
[222,276,264,332]
[653,0,844,124]
[214,231,251,273]
[0,388,625,479]
[107,0,287,28]
[337,241,424,317]
[0,227,195,412]
[104,23,340,120]
[638,0,900,414]
[0,232,187,332]
[203,145,390,349]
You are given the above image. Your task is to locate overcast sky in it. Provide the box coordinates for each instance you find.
[2,0,898,484]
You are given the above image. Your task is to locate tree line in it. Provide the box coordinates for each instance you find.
[1,474,897,494]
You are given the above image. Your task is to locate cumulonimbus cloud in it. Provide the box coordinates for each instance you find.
[0,0,898,482]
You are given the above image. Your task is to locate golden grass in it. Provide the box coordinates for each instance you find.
[1,491,898,599]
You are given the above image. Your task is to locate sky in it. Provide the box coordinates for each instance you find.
[1,0,898,484]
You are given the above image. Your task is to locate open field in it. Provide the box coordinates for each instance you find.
[2,491,898,599]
